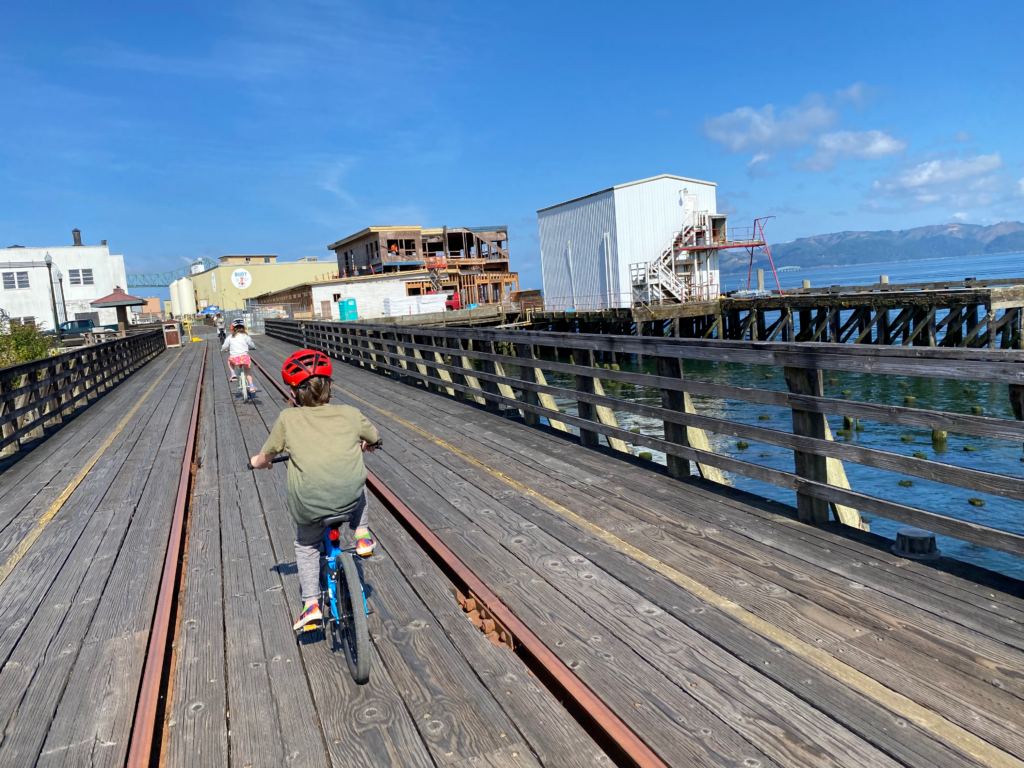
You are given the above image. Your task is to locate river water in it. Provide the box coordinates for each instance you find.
[521,252,1024,579]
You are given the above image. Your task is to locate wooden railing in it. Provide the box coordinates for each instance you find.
[0,331,164,456]
[266,318,1024,559]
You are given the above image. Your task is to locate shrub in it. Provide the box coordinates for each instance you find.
[0,322,55,368]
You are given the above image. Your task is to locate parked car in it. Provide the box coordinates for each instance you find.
[44,319,118,337]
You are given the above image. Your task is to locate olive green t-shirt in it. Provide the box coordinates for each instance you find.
[261,404,379,526]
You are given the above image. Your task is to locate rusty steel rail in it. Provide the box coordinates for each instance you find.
[126,347,207,768]
[250,355,670,768]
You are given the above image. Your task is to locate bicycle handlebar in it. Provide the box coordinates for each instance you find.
[246,440,379,470]
[247,452,290,470]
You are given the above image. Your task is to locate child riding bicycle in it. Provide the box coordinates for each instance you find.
[249,349,380,630]
[222,319,257,394]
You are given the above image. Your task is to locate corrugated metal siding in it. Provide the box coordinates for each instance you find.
[612,176,717,300]
[538,190,618,310]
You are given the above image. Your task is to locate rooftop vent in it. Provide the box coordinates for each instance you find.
[72,228,82,246]
[891,527,941,561]
[101,239,107,246]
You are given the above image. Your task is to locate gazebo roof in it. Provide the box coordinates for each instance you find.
[90,286,147,307]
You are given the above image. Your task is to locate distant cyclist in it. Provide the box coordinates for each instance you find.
[216,315,226,343]
[222,319,257,394]
[249,349,380,630]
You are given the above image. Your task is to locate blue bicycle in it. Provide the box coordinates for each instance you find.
[249,451,372,684]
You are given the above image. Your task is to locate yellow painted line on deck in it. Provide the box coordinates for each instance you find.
[334,381,1023,768]
[0,348,185,589]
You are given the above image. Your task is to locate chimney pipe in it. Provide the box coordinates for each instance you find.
[101,239,107,246]
[72,228,82,246]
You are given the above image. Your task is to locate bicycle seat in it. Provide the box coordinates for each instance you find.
[320,513,352,528]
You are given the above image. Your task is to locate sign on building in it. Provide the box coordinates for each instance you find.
[231,269,252,290]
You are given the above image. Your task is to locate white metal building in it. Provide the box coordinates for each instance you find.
[1,232,129,330]
[537,174,719,309]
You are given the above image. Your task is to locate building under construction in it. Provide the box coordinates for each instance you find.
[327,225,519,307]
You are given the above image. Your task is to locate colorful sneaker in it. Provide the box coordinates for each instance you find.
[355,534,376,557]
[293,603,322,631]
[248,385,257,394]
[229,373,237,381]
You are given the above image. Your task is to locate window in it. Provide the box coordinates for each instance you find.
[9,316,34,326]
[81,268,93,285]
[264,257,270,263]
[245,257,251,263]
[2,272,29,290]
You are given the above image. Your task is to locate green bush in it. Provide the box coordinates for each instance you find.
[0,323,55,368]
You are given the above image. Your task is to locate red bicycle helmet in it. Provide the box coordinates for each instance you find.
[282,349,332,387]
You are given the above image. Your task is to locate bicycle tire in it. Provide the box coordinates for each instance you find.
[337,551,370,684]
[238,367,248,402]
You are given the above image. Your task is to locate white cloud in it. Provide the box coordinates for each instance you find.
[1018,177,1024,195]
[951,212,970,221]
[704,87,902,173]
[799,130,906,172]
[874,153,1003,194]
[864,152,1020,213]
[954,130,973,143]
[836,81,874,105]
[703,102,836,154]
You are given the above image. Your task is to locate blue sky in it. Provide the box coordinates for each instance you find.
[2,0,1022,292]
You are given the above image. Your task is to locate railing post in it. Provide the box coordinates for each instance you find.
[447,337,486,405]
[655,356,690,478]
[476,340,503,413]
[654,356,726,483]
[570,348,630,453]
[783,366,831,524]
[429,335,456,396]
[515,342,569,432]
[572,347,602,448]
[1010,384,1024,453]
[480,340,518,413]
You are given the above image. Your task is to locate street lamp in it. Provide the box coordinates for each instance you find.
[55,269,67,325]
[44,252,62,344]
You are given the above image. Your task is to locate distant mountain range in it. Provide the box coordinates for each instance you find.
[722,221,1024,271]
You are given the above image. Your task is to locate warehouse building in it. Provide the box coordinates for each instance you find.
[1,229,128,330]
[537,174,724,310]
[188,255,338,311]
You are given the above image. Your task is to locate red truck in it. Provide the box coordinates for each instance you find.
[428,290,461,310]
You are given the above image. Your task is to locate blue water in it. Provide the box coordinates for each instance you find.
[721,251,1024,293]
[514,253,1024,578]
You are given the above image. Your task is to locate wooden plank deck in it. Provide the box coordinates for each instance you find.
[163,342,605,768]
[250,334,1024,768]
[0,342,204,767]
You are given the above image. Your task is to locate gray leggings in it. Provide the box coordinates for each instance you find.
[294,490,369,603]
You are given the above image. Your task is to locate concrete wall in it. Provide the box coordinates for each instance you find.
[0,245,127,330]
[190,262,336,310]
[538,189,617,310]
[310,273,425,320]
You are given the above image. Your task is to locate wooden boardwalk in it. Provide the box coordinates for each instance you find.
[0,341,204,767]
[163,342,606,768]
[3,333,1023,767]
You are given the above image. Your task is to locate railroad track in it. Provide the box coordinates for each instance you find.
[125,348,667,768]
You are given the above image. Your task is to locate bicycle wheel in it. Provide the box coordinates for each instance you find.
[336,551,370,684]
[238,367,248,401]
